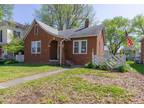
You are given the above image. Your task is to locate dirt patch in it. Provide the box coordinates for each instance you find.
[80,72,144,104]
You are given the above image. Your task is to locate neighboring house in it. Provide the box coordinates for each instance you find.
[24,19,105,65]
[0,21,28,59]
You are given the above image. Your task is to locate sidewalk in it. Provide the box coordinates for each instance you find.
[0,68,69,89]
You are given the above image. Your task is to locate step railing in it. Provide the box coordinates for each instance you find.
[92,54,126,69]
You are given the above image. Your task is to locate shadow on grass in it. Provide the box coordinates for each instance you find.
[0,63,61,68]
[128,61,144,74]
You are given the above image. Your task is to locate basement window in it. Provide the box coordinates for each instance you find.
[31,41,41,54]
[73,40,87,54]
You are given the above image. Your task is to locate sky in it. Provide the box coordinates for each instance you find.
[13,4,144,24]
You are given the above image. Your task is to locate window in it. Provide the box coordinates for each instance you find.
[0,30,2,42]
[74,41,79,54]
[81,41,87,53]
[31,41,41,54]
[73,40,87,54]
[13,31,20,38]
[34,24,38,36]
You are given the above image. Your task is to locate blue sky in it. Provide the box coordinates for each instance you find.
[13,4,144,24]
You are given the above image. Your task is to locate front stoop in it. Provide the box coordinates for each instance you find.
[48,60,59,65]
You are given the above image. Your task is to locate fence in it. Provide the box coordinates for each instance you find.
[92,53,126,69]
[15,53,24,62]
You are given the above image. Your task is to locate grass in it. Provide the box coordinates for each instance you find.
[126,61,144,74]
[0,68,132,104]
[0,64,61,82]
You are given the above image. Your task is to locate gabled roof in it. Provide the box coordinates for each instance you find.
[24,20,104,40]
[0,20,27,29]
[36,20,59,36]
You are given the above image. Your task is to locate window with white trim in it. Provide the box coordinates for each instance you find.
[31,41,41,54]
[73,40,87,54]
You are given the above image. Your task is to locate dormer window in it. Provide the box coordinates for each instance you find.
[34,24,38,36]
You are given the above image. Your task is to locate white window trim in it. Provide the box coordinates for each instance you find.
[31,41,41,54]
[73,40,87,54]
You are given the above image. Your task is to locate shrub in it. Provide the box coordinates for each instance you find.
[85,62,108,70]
[84,62,94,68]
[93,63,99,69]
[0,59,18,65]
[116,63,133,72]
[98,63,109,70]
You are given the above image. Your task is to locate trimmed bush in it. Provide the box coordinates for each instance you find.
[84,62,94,68]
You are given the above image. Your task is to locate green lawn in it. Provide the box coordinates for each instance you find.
[126,61,144,74]
[0,64,61,82]
[0,68,133,104]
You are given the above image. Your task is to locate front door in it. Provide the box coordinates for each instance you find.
[50,40,58,60]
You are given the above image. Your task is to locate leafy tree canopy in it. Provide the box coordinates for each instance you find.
[131,14,144,36]
[103,16,130,55]
[35,4,95,30]
[3,37,24,54]
[0,4,14,21]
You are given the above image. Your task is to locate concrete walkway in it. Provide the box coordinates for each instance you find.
[0,68,69,89]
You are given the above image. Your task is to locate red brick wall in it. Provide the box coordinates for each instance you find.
[64,32,104,65]
[24,21,61,64]
[64,37,97,65]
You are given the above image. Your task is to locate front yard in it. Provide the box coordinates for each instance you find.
[0,65,144,104]
[0,64,61,82]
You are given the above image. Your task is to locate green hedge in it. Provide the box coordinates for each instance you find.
[0,59,18,65]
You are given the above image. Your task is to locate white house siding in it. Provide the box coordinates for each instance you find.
[0,24,26,59]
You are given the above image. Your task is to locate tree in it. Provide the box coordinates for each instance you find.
[35,4,95,30]
[0,4,14,21]
[132,14,144,35]
[103,17,130,55]
[3,37,24,54]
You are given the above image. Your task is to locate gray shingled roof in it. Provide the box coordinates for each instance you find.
[36,20,59,36]
[35,20,104,39]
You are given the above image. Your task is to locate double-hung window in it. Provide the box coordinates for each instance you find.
[31,41,41,54]
[73,40,87,54]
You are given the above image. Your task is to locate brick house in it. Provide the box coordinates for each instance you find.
[24,19,105,65]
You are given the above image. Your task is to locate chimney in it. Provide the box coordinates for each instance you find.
[85,18,89,28]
